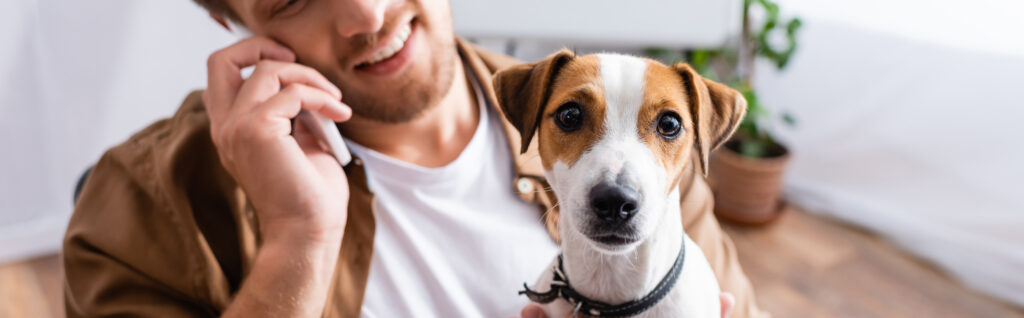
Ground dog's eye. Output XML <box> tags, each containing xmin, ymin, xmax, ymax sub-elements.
<box><xmin>657</xmin><ymin>112</ymin><xmax>682</xmax><ymax>138</ymax></box>
<box><xmin>554</xmin><ymin>102</ymin><xmax>584</xmax><ymax>132</ymax></box>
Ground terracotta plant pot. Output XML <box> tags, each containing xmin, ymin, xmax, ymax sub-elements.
<box><xmin>707</xmin><ymin>142</ymin><xmax>791</xmax><ymax>225</ymax></box>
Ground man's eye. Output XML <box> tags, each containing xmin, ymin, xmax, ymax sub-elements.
<box><xmin>554</xmin><ymin>102</ymin><xmax>585</xmax><ymax>132</ymax></box>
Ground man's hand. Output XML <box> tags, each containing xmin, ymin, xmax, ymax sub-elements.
<box><xmin>204</xmin><ymin>37</ymin><xmax>352</xmax><ymax>244</ymax></box>
<box><xmin>518</xmin><ymin>292</ymin><xmax>736</xmax><ymax>318</ymax></box>
<box><xmin>206</xmin><ymin>37</ymin><xmax>352</xmax><ymax>318</ymax></box>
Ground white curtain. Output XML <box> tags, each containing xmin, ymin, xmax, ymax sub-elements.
<box><xmin>754</xmin><ymin>0</ymin><xmax>1024</xmax><ymax>307</ymax></box>
<box><xmin>0</xmin><ymin>0</ymin><xmax>236</xmax><ymax>263</ymax></box>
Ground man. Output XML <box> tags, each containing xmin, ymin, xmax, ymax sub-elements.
<box><xmin>63</xmin><ymin>0</ymin><xmax>767</xmax><ymax>317</ymax></box>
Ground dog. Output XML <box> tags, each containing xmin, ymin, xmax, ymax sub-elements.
<box><xmin>493</xmin><ymin>50</ymin><xmax>746</xmax><ymax>317</ymax></box>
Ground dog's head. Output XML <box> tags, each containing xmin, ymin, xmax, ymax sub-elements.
<box><xmin>494</xmin><ymin>50</ymin><xmax>745</xmax><ymax>253</ymax></box>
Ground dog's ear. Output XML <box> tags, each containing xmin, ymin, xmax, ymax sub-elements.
<box><xmin>493</xmin><ymin>49</ymin><xmax>575</xmax><ymax>153</ymax></box>
<box><xmin>673</xmin><ymin>63</ymin><xmax>747</xmax><ymax>176</ymax></box>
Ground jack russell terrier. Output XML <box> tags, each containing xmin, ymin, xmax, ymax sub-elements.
<box><xmin>493</xmin><ymin>50</ymin><xmax>746</xmax><ymax>318</ymax></box>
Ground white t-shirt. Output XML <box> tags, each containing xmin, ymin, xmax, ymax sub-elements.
<box><xmin>347</xmin><ymin>73</ymin><xmax>559</xmax><ymax>317</ymax></box>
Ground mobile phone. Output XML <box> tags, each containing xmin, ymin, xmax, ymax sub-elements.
<box><xmin>296</xmin><ymin>110</ymin><xmax>352</xmax><ymax>166</ymax></box>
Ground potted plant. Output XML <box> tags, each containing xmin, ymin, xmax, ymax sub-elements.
<box><xmin>646</xmin><ymin>0</ymin><xmax>802</xmax><ymax>224</ymax></box>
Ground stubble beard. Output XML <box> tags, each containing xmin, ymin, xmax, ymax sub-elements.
<box><xmin>341</xmin><ymin>37</ymin><xmax>458</xmax><ymax>124</ymax></box>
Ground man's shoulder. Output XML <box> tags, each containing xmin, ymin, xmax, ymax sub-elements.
<box><xmin>72</xmin><ymin>88</ymin><xmax>221</xmax><ymax>235</ymax></box>
<box><xmin>79</xmin><ymin>91</ymin><xmax>206</xmax><ymax>200</ymax></box>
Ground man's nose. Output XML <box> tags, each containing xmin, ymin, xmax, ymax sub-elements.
<box><xmin>588</xmin><ymin>181</ymin><xmax>641</xmax><ymax>225</ymax></box>
<box><xmin>332</xmin><ymin>0</ymin><xmax>386</xmax><ymax>38</ymax></box>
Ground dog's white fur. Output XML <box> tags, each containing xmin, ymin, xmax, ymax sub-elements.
<box><xmin>532</xmin><ymin>54</ymin><xmax>721</xmax><ymax>318</ymax></box>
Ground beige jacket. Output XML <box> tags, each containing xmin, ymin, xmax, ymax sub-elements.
<box><xmin>64</xmin><ymin>38</ymin><xmax>767</xmax><ymax>318</ymax></box>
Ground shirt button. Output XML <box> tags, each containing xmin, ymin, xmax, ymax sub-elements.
<box><xmin>516</xmin><ymin>177</ymin><xmax>534</xmax><ymax>194</ymax></box>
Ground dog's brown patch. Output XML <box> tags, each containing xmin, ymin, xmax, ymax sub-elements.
<box><xmin>672</xmin><ymin>63</ymin><xmax>747</xmax><ymax>176</ymax></box>
<box><xmin>537</xmin><ymin>55</ymin><xmax>606</xmax><ymax>171</ymax></box>
<box><xmin>493</xmin><ymin>50</ymin><xmax>576</xmax><ymax>154</ymax></box>
<box><xmin>640</xmin><ymin>60</ymin><xmax>697</xmax><ymax>190</ymax></box>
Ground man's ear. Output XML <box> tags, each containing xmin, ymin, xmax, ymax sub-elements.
<box><xmin>673</xmin><ymin>63</ymin><xmax>747</xmax><ymax>176</ymax></box>
<box><xmin>493</xmin><ymin>49</ymin><xmax>575</xmax><ymax>153</ymax></box>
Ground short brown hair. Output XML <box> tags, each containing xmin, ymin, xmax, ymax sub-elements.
<box><xmin>192</xmin><ymin>0</ymin><xmax>242</xmax><ymax>24</ymax></box>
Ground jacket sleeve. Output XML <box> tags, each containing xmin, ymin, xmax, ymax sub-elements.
<box><xmin>681</xmin><ymin>173</ymin><xmax>770</xmax><ymax>318</ymax></box>
<box><xmin>63</xmin><ymin>141</ymin><xmax>224</xmax><ymax>317</ymax></box>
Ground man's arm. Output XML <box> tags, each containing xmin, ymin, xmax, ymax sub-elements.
<box><xmin>205</xmin><ymin>37</ymin><xmax>352</xmax><ymax>317</ymax></box>
<box><xmin>221</xmin><ymin>231</ymin><xmax>342</xmax><ymax>317</ymax></box>
<box><xmin>65</xmin><ymin>37</ymin><xmax>355</xmax><ymax>317</ymax></box>
<box><xmin>64</xmin><ymin>128</ymin><xmax>345</xmax><ymax>318</ymax></box>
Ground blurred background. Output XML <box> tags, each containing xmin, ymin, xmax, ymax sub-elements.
<box><xmin>1</xmin><ymin>0</ymin><xmax>1022</xmax><ymax>317</ymax></box>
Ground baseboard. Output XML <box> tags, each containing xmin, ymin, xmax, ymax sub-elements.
<box><xmin>0</xmin><ymin>214</ymin><xmax>70</xmax><ymax>265</ymax></box>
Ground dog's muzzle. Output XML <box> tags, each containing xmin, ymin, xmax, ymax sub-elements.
<box><xmin>586</xmin><ymin>180</ymin><xmax>642</xmax><ymax>245</ymax></box>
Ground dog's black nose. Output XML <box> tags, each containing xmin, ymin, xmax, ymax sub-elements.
<box><xmin>588</xmin><ymin>182</ymin><xmax>640</xmax><ymax>223</ymax></box>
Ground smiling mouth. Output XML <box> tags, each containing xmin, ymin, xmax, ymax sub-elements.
<box><xmin>355</xmin><ymin>20</ymin><xmax>413</xmax><ymax>69</ymax></box>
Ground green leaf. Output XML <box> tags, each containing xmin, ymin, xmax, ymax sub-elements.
<box><xmin>690</xmin><ymin>50</ymin><xmax>713</xmax><ymax>73</ymax></box>
<box><xmin>781</xmin><ymin>112</ymin><xmax>797</xmax><ymax>127</ymax></box>
<box><xmin>739</xmin><ymin>140</ymin><xmax>769</xmax><ymax>158</ymax></box>
<box><xmin>643</xmin><ymin>47</ymin><xmax>670</xmax><ymax>59</ymax></box>
<box><xmin>787</xmin><ymin>17</ymin><xmax>803</xmax><ymax>33</ymax></box>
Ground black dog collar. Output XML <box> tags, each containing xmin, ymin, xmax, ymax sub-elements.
<box><xmin>519</xmin><ymin>239</ymin><xmax>686</xmax><ymax>317</ymax></box>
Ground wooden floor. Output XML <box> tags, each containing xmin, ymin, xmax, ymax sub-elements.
<box><xmin>1</xmin><ymin>207</ymin><xmax>1021</xmax><ymax>318</ymax></box>
<box><xmin>0</xmin><ymin>252</ymin><xmax>63</xmax><ymax>318</ymax></box>
<box><xmin>722</xmin><ymin>207</ymin><xmax>1024</xmax><ymax>318</ymax></box>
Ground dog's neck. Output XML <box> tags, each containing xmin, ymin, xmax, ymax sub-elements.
<box><xmin>560</xmin><ymin>189</ymin><xmax>684</xmax><ymax>305</ymax></box>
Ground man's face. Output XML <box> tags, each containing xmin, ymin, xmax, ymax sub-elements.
<box><xmin>227</xmin><ymin>0</ymin><xmax>457</xmax><ymax>123</ymax></box>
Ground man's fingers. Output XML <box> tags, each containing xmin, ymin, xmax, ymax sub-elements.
<box><xmin>292</xmin><ymin>116</ymin><xmax>327</xmax><ymax>153</ymax></box>
<box><xmin>205</xmin><ymin>37</ymin><xmax>296</xmax><ymax>119</ymax></box>
<box><xmin>213</xmin><ymin>84</ymin><xmax>348</xmax><ymax>158</ymax></box>
<box><xmin>258</xmin><ymin>84</ymin><xmax>351</xmax><ymax>123</ymax></box>
<box><xmin>233</xmin><ymin>60</ymin><xmax>342</xmax><ymax>111</ymax></box>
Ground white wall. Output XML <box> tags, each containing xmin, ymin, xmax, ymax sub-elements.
<box><xmin>753</xmin><ymin>0</ymin><xmax>1024</xmax><ymax>307</ymax></box>
<box><xmin>0</xmin><ymin>0</ymin><xmax>236</xmax><ymax>263</ymax></box>
<box><xmin>776</xmin><ymin>0</ymin><xmax>1024</xmax><ymax>57</ymax></box>
<box><xmin>451</xmin><ymin>0</ymin><xmax>740</xmax><ymax>48</ymax></box>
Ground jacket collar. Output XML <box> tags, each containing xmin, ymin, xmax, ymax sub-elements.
<box><xmin>455</xmin><ymin>38</ymin><xmax>560</xmax><ymax>242</ymax></box>
<box><xmin>455</xmin><ymin>38</ymin><xmax>547</xmax><ymax>179</ymax></box>
<box><xmin>311</xmin><ymin>38</ymin><xmax>561</xmax><ymax>318</ymax></box>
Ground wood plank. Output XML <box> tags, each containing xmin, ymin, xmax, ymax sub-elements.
<box><xmin>724</xmin><ymin>206</ymin><xmax>1024</xmax><ymax>318</ymax></box>
<box><xmin>0</xmin><ymin>258</ymin><xmax>54</xmax><ymax>318</ymax></box>
<box><xmin>28</xmin><ymin>255</ymin><xmax>64</xmax><ymax>318</ymax></box>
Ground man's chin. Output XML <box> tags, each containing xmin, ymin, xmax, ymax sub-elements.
<box><xmin>342</xmin><ymin>69</ymin><xmax>450</xmax><ymax>123</ymax></box>
<box><xmin>348</xmin><ymin>91</ymin><xmax>434</xmax><ymax>123</ymax></box>
<box><xmin>341</xmin><ymin>37</ymin><xmax>456</xmax><ymax>124</ymax></box>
